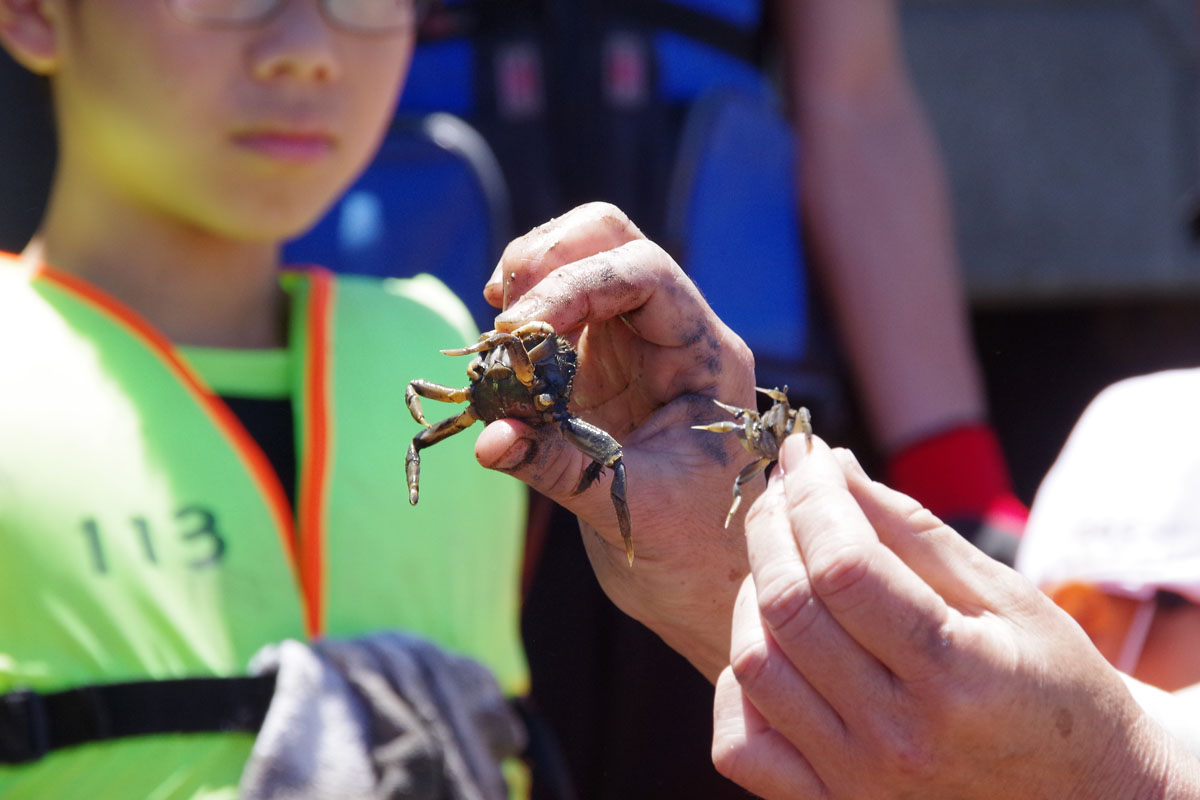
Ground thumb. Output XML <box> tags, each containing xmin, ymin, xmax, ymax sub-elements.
<box><xmin>475</xmin><ymin>418</ymin><xmax>633</xmax><ymax>564</ymax></box>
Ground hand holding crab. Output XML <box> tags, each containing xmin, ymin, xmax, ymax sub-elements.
<box><xmin>405</xmin><ymin>321</ymin><xmax>634</xmax><ymax>565</ymax></box>
<box><xmin>465</xmin><ymin>202</ymin><xmax>758</xmax><ymax>681</ymax></box>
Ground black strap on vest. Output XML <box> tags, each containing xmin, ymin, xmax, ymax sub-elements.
<box><xmin>0</xmin><ymin>677</ymin><xmax>579</xmax><ymax>799</ymax></box>
<box><xmin>0</xmin><ymin>675</ymin><xmax>276</xmax><ymax>765</ymax></box>
<box><xmin>618</xmin><ymin>0</ymin><xmax>763</xmax><ymax>65</ymax></box>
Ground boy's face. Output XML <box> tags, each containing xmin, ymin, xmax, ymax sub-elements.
<box><xmin>47</xmin><ymin>0</ymin><xmax>415</xmax><ymax>242</ymax></box>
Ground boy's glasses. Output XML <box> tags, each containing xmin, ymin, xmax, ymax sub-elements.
<box><xmin>168</xmin><ymin>0</ymin><xmax>432</xmax><ymax>34</ymax></box>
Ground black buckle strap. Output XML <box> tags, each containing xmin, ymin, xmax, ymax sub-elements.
<box><xmin>0</xmin><ymin>675</ymin><xmax>276</xmax><ymax>765</ymax></box>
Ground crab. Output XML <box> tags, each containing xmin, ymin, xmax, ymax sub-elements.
<box><xmin>405</xmin><ymin>321</ymin><xmax>635</xmax><ymax>565</ymax></box>
<box><xmin>692</xmin><ymin>386</ymin><xmax>813</xmax><ymax>528</ymax></box>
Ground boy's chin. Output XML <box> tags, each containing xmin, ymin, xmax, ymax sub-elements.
<box><xmin>213</xmin><ymin>208</ymin><xmax>331</xmax><ymax>246</ymax></box>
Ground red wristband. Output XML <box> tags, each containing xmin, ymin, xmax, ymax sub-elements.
<box><xmin>886</xmin><ymin>423</ymin><xmax>1027</xmax><ymax>529</ymax></box>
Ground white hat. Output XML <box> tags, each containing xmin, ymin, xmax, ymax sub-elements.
<box><xmin>1016</xmin><ymin>368</ymin><xmax>1200</xmax><ymax>606</ymax></box>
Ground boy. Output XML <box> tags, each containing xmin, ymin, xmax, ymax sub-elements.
<box><xmin>0</xmin><ymin>0</ymin><xmax>757</xmax><ymax>796</ymax></box>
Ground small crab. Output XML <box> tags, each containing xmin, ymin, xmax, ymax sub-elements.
<box><xmin>405</xmin><ymin>321</ymin><xmax>635</xmax><ymax>565</ymax></box>
<box><xmin>692</xmin><ymin>386</ymin><xmax>813</xmax><ymax>528</ymax></box>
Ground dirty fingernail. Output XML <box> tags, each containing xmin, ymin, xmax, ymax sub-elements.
<box><xmin>495</xmin><ymin>297</ymin><xmax>541</xmax><ymax>325</ymax></box>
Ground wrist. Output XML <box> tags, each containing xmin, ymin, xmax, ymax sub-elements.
<box><xmin>601</xmin><ymin>562</ymin><xmax>743</xmax><ymax>684</ymax></box>
<box><xmin>1159</xmin><ymin>738</ymin><xmax>1200</xmax><ymax>800</ymax></box>
<box><xmin>1078</xmin><ymin>698</ymin><xmax>1200</xmax><ymax>800</ymax></box>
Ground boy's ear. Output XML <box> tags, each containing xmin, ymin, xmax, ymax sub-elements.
<box><xmin>0</xmin><ymin>0</ymin><xmax>62</xmax><ymax>76</ymax></box>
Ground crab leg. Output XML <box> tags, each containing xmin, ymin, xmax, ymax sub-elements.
<box><xmin>442</xmin><ymin>333</ymin><xmax>538</xmax><ymax>386</ymax></box>
<box><xmin>756</xmin><ymin>385</ymin><xmax>790</xmax><ymax>404</ymax></box>
<box><xmin>559</xmin><ymin>416</ymin><xmax>634</xmax><ymax>566</ymax></box>
<box><xmin>495</xmin><ymin>322</ymin><xmax>557</xmax><ymax>386</ymax></box>
<box><xmin>691</xmin><ymin>420</ymin><xmax>741</xmax><ymax>435</ymax></box>
<box><xmin>440</xmin><ymin>333</ymin><xmax>515</xmax><ymax>358</ymax></box>
<box><xmin>406</xmin><ymin>407</ymin><xmax>480</xmax><ymax>505</ymax></box>
<box><xmin>724</xmin><ymin>457</ymin><xmax>772</xmax><ymax>529</ymax></box>
<box><xmin>406</xmin><ymin>380</ymin><xmax>470</xmax><ymax>427</ymax></box>
<box><xmin>795</xmin><ymin>405</ymin><xmax>814</xmax><ymax>444</ymax></box>
<box><xmin>608</xmin><ymin>461</ymin><xmax>632</xmax><ymax>566</ymax></box>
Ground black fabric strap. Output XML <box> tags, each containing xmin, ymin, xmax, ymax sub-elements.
<box><xmin>419</xmin><ymin>0</ymin><xmax>762</xmax><ymax>65</ymax></box>
<box><xmin>615</xmin><ymin>0</ymin><xmax>764</xmax><ymax>65</ymax></box>
<box><xmin>0</xmin><ymin>675</ymin><xmax>276</xmax><ymax>765</ymax></box>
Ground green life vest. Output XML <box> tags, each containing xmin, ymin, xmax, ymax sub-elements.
<box><xmin>0</xmin><ymin>255</ymin><xmax>528</xmax><ymax>799</ymax></box>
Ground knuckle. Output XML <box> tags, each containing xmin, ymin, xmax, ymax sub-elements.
<box><xmin>543</xmin><ymin>448</ymin><xmax>590</xmax><ymax>500</ymax></box>
<box><xmin>755</xmin><ymin>568</ymin><xmax>821</xmax><ymax>640</ymax></box>
<box><xmin>862</xmin><ymin>709</ymin><xmax>939</xmax><ymax>781</ymax></box>
<box><xmin>803</xmin><ymin>541</ymin><xmax>874</xmax><ymax>608</ymax></box>
<box><xmin>883</xmin><ymin>737</ymin><xmax>938</xmax><ymax>781</ymax></box>
<box><xmin>728</xmin><ymin>634</ymin><xmax>773</xmax><ymax>693</ymax></box>
<box><xmin>583</xmin><ymin>201</ymin><xmax>636</xmax><ymax>234</ymax></box>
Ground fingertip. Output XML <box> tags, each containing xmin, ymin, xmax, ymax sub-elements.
<box><xmin>833</xmin><ymin>448</ymin><xmax>870</xmax><ymax>483</ymax></box>
<box><xmin>779</xmin><ymin>431</ymin><xmax>823</xmax><ymax>472</ymax></box>
<box><xmin>475</xmin><ymin>419</ymin><xmax>540</xmax><ymax>471</ymax></box>
<box><xmin>482</xmin><ymin>281</ymin><xmax>504</xmax><ymax>310</ymax></box>
<box><xmin>712</xmin><ymin>666</ymin><xmax>751</xmax><ymax>741</ymax></box>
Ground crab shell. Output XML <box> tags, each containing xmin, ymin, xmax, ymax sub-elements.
<box><xmin>469</xmin><ymin>333</ymin><xmax>578</xmax><ymax>424</ymax></box>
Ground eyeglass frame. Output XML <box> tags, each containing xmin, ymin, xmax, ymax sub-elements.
<box><xmin>166</xmin><ymin>0</ymin><xmax>435</xmax><ymax>35</ymax></box>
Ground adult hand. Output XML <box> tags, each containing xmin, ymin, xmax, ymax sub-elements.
<box><xmin>473</xmin><ymin>202</ymin><xmax>757</xmax><ymax>680</ymax></box>
<box><xmin>711</xmin><ymin>435</ymin><xmax>1200</xmax><ymax>799</ymax></box>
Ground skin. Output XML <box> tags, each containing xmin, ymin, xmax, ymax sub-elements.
<box><xmin>776</xmin><ymin>0</ymin><xmax>986</xmax><ymax>452</ymax></box>
<box><xmin>476</xmin><ymin>203</ymin><xmax>759</xmax><ymax>681</ymax></box>
<box><xmin>711</xmin><ymin>435</ymin><xmax>1200</xmax><ymax>799</ymax></box>
<box><xmin>0</xmin><ymin>0</ymin><xmax>413</xmax><ymax>347</ymax></box>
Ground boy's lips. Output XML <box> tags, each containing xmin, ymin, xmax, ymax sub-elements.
<box><xmin>232</xmin><ymin>129</ymin><xmax>337</xmax><ymax>163</ymax></box>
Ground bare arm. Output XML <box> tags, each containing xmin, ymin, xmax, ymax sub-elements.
<box><xmin>776</xmin><ymin>0</ymin><xmax>984</xmax><ymax>452</ymax></box>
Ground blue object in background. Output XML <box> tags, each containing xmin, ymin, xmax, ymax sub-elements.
<box><xmin>667</xmin><ymin>86</ymin><xmax>810</xmax><ymax>384</ymax></box>
<box><xmin>284</xmin><ymin>112</ymin><xmax>510</xmax><ymax>332</ymax></box>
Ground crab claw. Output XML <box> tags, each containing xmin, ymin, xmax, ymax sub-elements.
<box><xmin>711</xmin><ymin>398</ymin><xmax>748</xmax><ymax>418</ymax></box>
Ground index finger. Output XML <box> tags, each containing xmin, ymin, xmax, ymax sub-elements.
<box><xmin>495</xmin><ymin>238</ymin><xmax>718</xmax><ymax>350</ymax></box>
<box><xmin>779</xmin><ymin>435</ymin><xmax>954</xmax><ymax>684</ymax></box>
<box><xmin>483</xmin><ymin>202</ymin><xmax>645</xmax><ymax>311</ymax></box>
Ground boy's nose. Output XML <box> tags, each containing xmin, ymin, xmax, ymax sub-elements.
<box><xmin>250</xmin><ymin>0</ymin><xmax>341</xmax><ymax>83</ymax></box>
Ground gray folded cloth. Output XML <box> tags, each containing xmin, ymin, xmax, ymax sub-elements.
<box><xmin>239</xmin><ymin>632</ymin><xmax>527</xmax><ymax>800</ymax></box>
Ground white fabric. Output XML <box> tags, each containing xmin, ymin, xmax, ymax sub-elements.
<box><xmin>1016</xmin><ymin>368</ymin><xmax>1200</xmax><ymax>754</ymax></box>
<box><xmin>1120</xmin><ymin>674</ymin><xmax>1200</xmax><ymax>756</ymax></box>
<box><xmin>1016</xmin><ymin>368</ymin><xmax>1200</xmax><ymax>604</ymax></box>
<box><xmin>239</xmin><ymin>634</ymin><xmax>526</xmax><ymax>800</ymax></box>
